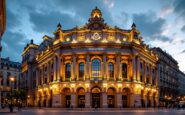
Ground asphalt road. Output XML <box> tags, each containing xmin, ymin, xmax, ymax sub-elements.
<box><xmin>1</xmin><ymin>109</ymin><xmax>185</xmax><ymax>115</ymax></box>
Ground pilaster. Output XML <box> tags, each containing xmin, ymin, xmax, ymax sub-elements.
<box><xmin>86</xmin><ymin>54</ymin><xmax>90</xmax><ymax>80</ymax></box>
<box><xmin>136</xmin><ymin>56</ymin><xmax>140</xmax><ymax>81</ymax></box>
<box><xmin>102</xmin><ymin>92</ymin><xmax>107</xmax><ymax>108</ymax></box>
<box><xmin>85</xmin><ymin>92</ymin><xmax>90</xmax><ymax>108</ymax></box>
<box><xmin>116</xmin><ymin>93</ymin><xmax>122</xmax><ymax>108</ymax></box>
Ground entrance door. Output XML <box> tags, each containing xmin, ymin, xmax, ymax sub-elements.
<box><xmin>92</xmin><ymin>93</ymin><xmax>100</xmax><ymax>108</ymax></box>
<box><xmin>108</xmin><ymin>95</ymin><xmax>115</xmax><ymax>108</ymax></box>
<box><xmin>122</xmin><ymin>95</ymin><xmax>127</xmax><ymax>107</ymax></box>
<box><xmin>78</xmin><ymin>95</ymin><xmax>85</xmax><ymax>108</ymax></box>
<box><xmin>43</xmin><ymin>99</ymin><xmax>46</xmax><ymax>107</ymax></box>
<box><xmin>65</xmin><ymin>95</ymin><xmax>71</xmax><ymax>108</ymax></box>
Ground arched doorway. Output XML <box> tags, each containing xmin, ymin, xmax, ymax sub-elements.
<box><xmin>122</xmin><ymin>88</ymin><xmax>130</xmax><ymax>108</ymax></box>
<box><xmin>43</xmin><ymin>91</ymin><xmax>47</xmax><ymax>107</ymax></box>
<box><xmin>38</xmin><ymin>92</ymin><xmax>41</xmax><ymax>107</ymax></box>
<box><xmin>48</xmin><ymin>90</ymin><xmax>53</xmax><ymax>108</ymax></box>
<box><xmin>147</xmin><ymin>91</ymin><xmax>152</xmax><ymax>107</ymax></box>
<box><xmin>91</xmin><ymin>87</ymin><xmax>101</xmax><ymax>108</ymax></box>
<box><xmin>107</xmin><ymin>87</ymin><xmax>116</xmax><ymax>108</ymax></box>
<box><xmin>153</xmin><ymin>92</ymin><xmax>157</xmax><ymax>108</ymax></box>
<box><xmin>62</xmin><ymin>88</ymin><xmax>71</xmax><ymax>108</ymax></box>
<box><xmin>77</xmin><ymin>87</ymin><xmax>85</xmax><ymax>108</ymax></box>
<box><xmin>141</xmin><ymin>90</ymin><xmax>145</xmax><ymax>107</ymax></box>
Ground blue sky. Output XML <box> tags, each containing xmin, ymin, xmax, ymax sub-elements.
<box><xmin>2</xmin><ymin>0</ymin><xmax>185</xmax><ymax>72</ymax></box>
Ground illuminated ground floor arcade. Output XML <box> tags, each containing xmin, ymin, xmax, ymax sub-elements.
<box><xmin>30</xmin><ymin>82</ymin><xmax>158</xmax><ymax>108</ymax></box>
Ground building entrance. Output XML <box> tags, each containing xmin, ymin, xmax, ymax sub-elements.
<box><xmin>91</xmin><ymin>87</ymin><xmax>101</xmax><ymax>108</ymax></box>
<box><xmin>65</xmin><ymin>95</ymin><xmax>71</xmax><ymax>108</ymax></box>
<box><xmin>107</xmin><ymin>95</ymin><xmax>115</xmax><ymax>108</ymax></box>
<box><xmin>78</xmin><ymin>95</ymin><xmax>85</xmax><ymax>108</ymax></box>
<box><xmin>92</xmin><ymin>93</ymin><xmax>100</xmax><ymax>108</ymax></box>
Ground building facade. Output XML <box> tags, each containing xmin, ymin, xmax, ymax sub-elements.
<box><xmin>22</xmin><ymin>7</ymin><xmax>159</xmax><ymax>108</ymax></box>
<box><xmin>0</xmin><ymin>57</ymin><xmax>21</xmax><ymax>106</ymax></box>
<box><xmin>177</xmin><ymin>70</ymin><xmax>185</xmax><ymax>99</ymax></box>
<box><xmin>152</xmin><ymin>47</ymin><xmax>179</xmax><ymax>107</ymax></box>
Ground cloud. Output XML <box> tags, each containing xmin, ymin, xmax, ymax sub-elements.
<box><xmin>173</xmin><ymin>0</ymin><xmax>185</xmax><ymax>19</ymax></box>
<box><xmin>181</xmin><ymin>49</ymin><xmax>185</xmax><ymax>54</ymax></box>
<box><xmin>181</xmin><ymin>25</ymin><xmax>185</xmax><ymax>32</ymax></box>
<box><xmin>103</xmin><ymin>0</ymin><xmax>115</xmax><ymax>8</ymax></box>
<box><xmin>159</xmin><ymin>6</ymin><xmax>173</xmax><ymax>18</ymax></box>
<box><xmin>26</xmin><ymin>0</ymin><xmax>114</xmax><ymax>34</ymax></box>
<box><xmin>6</xmin><ymin>7</ymin><xmax>22</xmax><ymax>31</ymax></box>
<box><xmin>1</xmin><ymin>30</ymin><xmax>29</xmax><ymax>61</ymax></box>
<box><xmin>29</xmin><ymin>11</ymin><xmax>80</xmax><ymax>34</ymax></box>
<box><xmin>132</xmin><ymin>11</ymin><xmax>169</xmax><ymax>42</ymax></box>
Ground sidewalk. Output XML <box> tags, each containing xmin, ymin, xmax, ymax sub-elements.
<box><xmin>0</xmin><ymin>107</ymin><xmax>18</xmax><ymax>113</ymax></box>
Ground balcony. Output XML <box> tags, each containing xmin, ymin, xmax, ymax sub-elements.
<box><xmin>90</xmin><ymin>77</ymin><xmax>103</xmax><ymax>81</ymax></box>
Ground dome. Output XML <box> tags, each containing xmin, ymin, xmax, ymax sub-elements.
<box><xmin>91</xmin><ymin>6</ymin><xmax>102</xmax><ymax>18</ymax></box>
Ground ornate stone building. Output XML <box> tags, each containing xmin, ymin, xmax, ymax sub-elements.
<box><xmin>22</xmin><ymin>7</ymin><xmax>159</xmax><ymax>108</ymax></box>
<box><xmin>152</xmin><ymin>47</ymin><xmax>179</xmax><ymax>107</ymax></box>
<box><xmin>0</xmin><ymin>57</ymin><xmax>21</xmax><ymax>106</ymax></box>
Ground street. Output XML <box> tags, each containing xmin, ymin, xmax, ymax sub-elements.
<box><xmin>1</xmin><ymin>108</ymin><xmax>185</xmax><ymax>115</ymax></box>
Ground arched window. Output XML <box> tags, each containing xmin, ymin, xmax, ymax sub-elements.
<box><xmin>79</xmin><ymin>62</ymin><xmax>84</xmax><ymax>79</ymax></box>
<box><xmin>122</xmin><ymin>63</ymin><xmax>127</xmax><ymax>79</ymax></box>
<box><xmin>108</xmin><ymin>62</ymin><xmax>114</xmax><ymax>79</ymax></box>
<box><xmin>92</xmin><ymin>59</ymin><xmax>101</xmax><ymax>78</ymax></box>
<box><xmin>65</xmin><ymin>63</ymin><xmax>71</xmax><ymax>79</ymax></box>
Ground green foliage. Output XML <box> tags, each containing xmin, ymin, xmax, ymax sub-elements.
<box><xmin>13</xmin><ymin>89</ymin><xmax>27</xmax><ymax>102</ymax></box>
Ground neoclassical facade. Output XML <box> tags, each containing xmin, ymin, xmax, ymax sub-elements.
<box><xmin>22</xmin><ymin>7</ymin><xmax>159</xmax><ymax>108</ymax></box>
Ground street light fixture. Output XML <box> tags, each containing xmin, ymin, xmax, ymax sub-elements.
<box><xmin>9</xmin><ymin>76</ymin><xmax>15</xmax><ymax>112</ymax></box>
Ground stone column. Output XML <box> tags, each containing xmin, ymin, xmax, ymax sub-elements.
<box><xmin>116</xmin><ymin>54</ymin><xmax>121</xmax><ymax>80</ymax></box>
<box><xmin>71</xmin><ymin>93</ymin><xmax>76</xmax><ymax>108</ymax></box>
<box><xmin>60</xmin><ymin>57</ymin><xmax>64</xmax><ymax>81</ymax></box>
<box><xmin>136</xmin><ymin>56</ymin><xmax>140</xmax><ymax>81</ymax></box>
<box><xmin>132</xmin><ymin>57</ymin><xmax>136</xmax><ymax>81</ymax></box>
<box><xmin>144</xmin><ymin>62</ymin><xmax>147</xmax><ymax>83</ymax></box>
<box><xmin>149</xmin><ymin>65</ymin><xmax>152</xmax><ymax>84</ymax></box>
<box><xmin>36</xmin><ymin>69</ymin><xmax>39</xmax><ymax>87</ymax></box>
<box><xmin>128</xmin><ymin>59</ymin><xmax>132</xmax><ymax>81</ymax></box>
<box><xmin>72</xmin><ymin>55</ymin><xmax>76</xmax><ymax>81</ymax></box>
<box><xmin>117</xmin><ymin>93</ymin><xmax>122</xmax><ymax>108</ymax></box>
<box><xmin>47</xmin><ymin>62</ymin><xmax>50</xmax><ymax>83</ymax></box>
<box><xmin>57</xmin><ymin>56</ymin><xmax>61</xmax><ymax>81</ymax></box>
<box><xmin>85</xmin><ymin>92</ymin><xmax>90</xmax><ymax>108</ymax></box>
<box><xmin>102</xmin><ymin>92</ymin><xmax>107</xmax><ymax>108</ymax></box>
<box><xmin>103</xmin><ymin>54</ymin><xmax>107</xmax><ymax>80</ymax></box>
<box><xmin>53</xmin><ymin>57</ymin><xmax>57</xmax><ymax>81</ymax></box>
<box><xmin>155</xmin><ymin>67</ymin><xmax>158</xmax><ymax>86</ymax></box>
<box><xmin>42</xmin><ymin>65</ymin><xmax>44</xmax><ymax>84</ymax></box>
<box><xmin>86</xmin><ymin>54</ymin><xmax>90</xmax><ymax>80</ymax></box>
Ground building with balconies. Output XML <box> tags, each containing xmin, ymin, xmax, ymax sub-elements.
<box><xmin>21</xmin><ymin>7</ymin><xmax>159</xmax><ymax>108</ymax></box>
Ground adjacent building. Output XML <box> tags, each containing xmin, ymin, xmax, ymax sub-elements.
<box><xmin>177</xmin><ymin>70</ymin><xmax>185</xmax><ymax>98</ymax></box>
<box><xmin>21</xmin><ymin>7</ymin><xmax>159</xmax><ymax>108</ymax></box>
<box><xmin>152</xmin><ymin>47</ymin><xmax>179</xmax><ymax>107</ymax></box>
<box><xmin>0</xmin><ymin>57</ymin><xmax>21</xmax><ymax>106</ymax></box>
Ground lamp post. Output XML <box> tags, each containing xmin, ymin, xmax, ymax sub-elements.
<box><xmin>9</xmin><ymin>76</ymin><xmax>15</xmax><ymax>112</ymax></box>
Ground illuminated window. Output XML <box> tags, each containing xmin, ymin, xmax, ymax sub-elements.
<box><xmin>108</xmin><ymin>62</ymin><xmax>114</xmax><ymax>79</ymax></box>
<box><xmin>65</xmin><ymin>63</ymin><xmax>71</xmax><ymax>79</ymax></box>
<box><xmin>122</xmin><ymin>63</ymin><xmax>127</xmax><ymax>79</ymax></box>
<box><xmin>92</xmin><ymin>59</ymin><xmax>101</xmax><ymax>78</ymax></box>
<box><xmin>79</xmin><ymin>62</ymin><xmax>84</xmax><ymax>79</ymax></box>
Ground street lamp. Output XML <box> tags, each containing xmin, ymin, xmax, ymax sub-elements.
<box><xmin>9</xmin><ymin>76</ymin><xmax>15</xmax><ymax>112</ymax></box>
